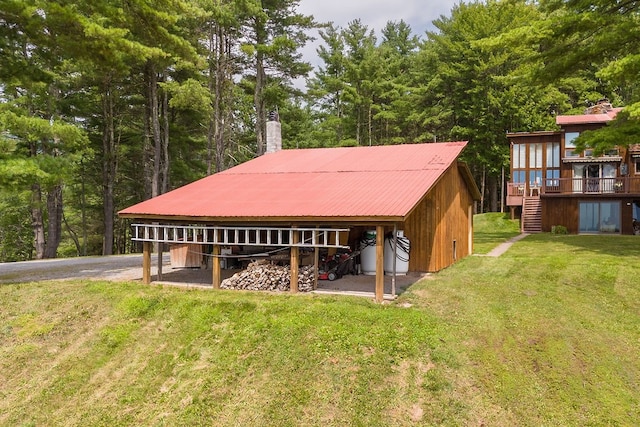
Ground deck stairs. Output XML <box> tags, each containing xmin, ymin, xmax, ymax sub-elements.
<box><xmin>522</xmin><ymin>196</ymin><xmax>542</xmax><ymax>233</ymax></box>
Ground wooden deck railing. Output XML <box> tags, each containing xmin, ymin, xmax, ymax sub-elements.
<box><xmin>507</xmin><ymin>177</ymin><xmax>640</xmax><ymax>200</ymax></box>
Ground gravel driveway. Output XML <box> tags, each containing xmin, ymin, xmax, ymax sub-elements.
<box><xmin>0</xmin><ymin>254</ymin><xmax>423</xmax><ymax>299</ymax></box>
<box><xmin>0</xmin><ymin>254</ymin><xmax>169</xmax><ymax>284</ymax></box>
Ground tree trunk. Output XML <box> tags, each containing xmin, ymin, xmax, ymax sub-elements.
<box><xmin>255</xmin><ymin>49</ymin><xmax>266</xmax><ymax>156</ymax></box>
<box><xmin>102</xmin><ymin>79</ymin><xmax>116</xmax><ymax>255</ymax></box>
<box><xmin>214</xmin><ymin>24</ymin><xmax>229</xmax><ymax>173</ymax></box>
<box><xmin>207</xmin><ymin>25</ymin><xmax>216</xmax><ymax>176</ymax></box>
<box><xmin>489</xmin><ymin>174</ymin><xmax>499</xmax><ymax>213</ymax></box>
<box><xmin>368</xmin><ymin>104</ymin><xmax>372</xmax><ymax>146</ymax></box>
<box><xmin>162</xmin><ymin>85</ymin><xmax>170</xmax><ymax>194</ymax></box>
<box><xmin>147</xmin><ymin>61</ymin><xmax>162</xmax><ymax>198</ymax></box>
<box><xmin>31</xmin><ymin>183</ymin><xmax>46</xmax><ymax>260</ymax></box>
<box><xmin>80</xmin><ymin>158</ymin><xmax>88</xmax><ymax>256</ymax></box>
<box><xmin>254</xmin><ymin>10</ymin><xmax>268</xmax><ymax>157</ymax></box>
<box><xmin>480</xmin><ymin>165</ymin><xmax>486</xmax><ymax>214</ymax></box>
<box><xmin>143</xmin><ymin>90</ymin><xmax>153</xmax><ymax>201</ymax></box>
<box><xmin>44</xmin><ymin>184</ymin><xmax>63</xmax><ymax>258</ymax></box>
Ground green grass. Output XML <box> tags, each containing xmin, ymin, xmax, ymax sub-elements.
<box><xmin>473</xmin><ymin>212</ymin><xmax>521</xmax><ymax>254</ymax></box>
<box><xmin>402</xmin><ymin>232</ymin><xmax>640</xmax><ymax>426</ymax></box>
<box><xmin>1</xmin><ymin>214</ymin><xmax>639</xmax><ymax>426</ymax></box>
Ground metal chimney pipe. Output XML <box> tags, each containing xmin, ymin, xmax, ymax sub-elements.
<box><xmin>266</xmin><ymin>111</ymin><xmax>282</xmax><ymax>153</ymax></box>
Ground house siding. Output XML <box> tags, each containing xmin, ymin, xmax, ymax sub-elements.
<box><xmin>404</xmin><ymin>164</ymin><xmax>474</xmax><ymax>272</ymax></box>
<box><xmin>543</xmin><ymin>196</ymin><xmax>639</xmax><ymax>234</ymax></box>
<box><xmin>542</xmin><ymin>198</ymin><xmax>578</xmax><ymax>233</ymax></box>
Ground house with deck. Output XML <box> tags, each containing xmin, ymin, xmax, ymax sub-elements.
<box><xmin>119</xmin><ymin>119</ymin><xmax>481</xmax><ymax>302</ymax></box>
<box><xmin>506</xmin><ymin>100</ymin><xmax>640</xmax><ymax>234</ymax></box>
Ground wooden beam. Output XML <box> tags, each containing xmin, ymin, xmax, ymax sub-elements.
<box><xmin>313</xmin><ymin>238</ymin><xmax>319</xmax><ymax>290</ymax></box>
<box><xmin>142</xmin><ymin>241</ymin><xmax>151</xmax><ymax>284</ymax></box>
<box><xmin>375</xmin><ymin>225</ymin><xmax>384</xmax><ymax>303</ymax></box>
<box><xmin>290</xmin><ymin>228</ymin><xmax>299</xmax><ymax>293</ymax></box>
<box><xmin>157</xmin><ymin>243</ymin><xmax>163</xmax><ymax>281</ymax></box>
<box><xmin>212</xmin><ymin>230</ymin><xmax>221</xmax><ymax>289</ymax></box>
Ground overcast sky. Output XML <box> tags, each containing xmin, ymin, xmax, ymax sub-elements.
<box><xmin>295</xmin><ymin>0</ymin><xmax>459</xmax><ymax>85</ymax></box>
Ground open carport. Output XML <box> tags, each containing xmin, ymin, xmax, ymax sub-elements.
<box><xmin>119</xmin><ymin>134</ymin><xmax>479</xmax><ymax>302</ymax></box>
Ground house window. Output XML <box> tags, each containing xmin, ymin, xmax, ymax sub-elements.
<box><xmin>546</xmin><ymin>142</ymin><xmax>560</xmax><ymax>189</ymax></box>
<box><xmin>512</xmin><ymin>144</ymin><xmax>526</xmax><ymax>187</ymax></box>
<box><xmin>513</xmin><ymin>144</ymin><xmax>525</xmax><ymax>169</ymax></box>
<box><xmin>635</xmin><ymin>158</ymin><xmax>640</xmax><ymax>174</ymax></box>
<box><xmin>579</xmin><ymin>201</ymin><xmax>620</xmax><ymax>233</ymax></box>
<box><xmin>545</xmin><ymin>169</ymin><xmax>560</xmax><ymax>189</ymax></box>
<box><xmin>512</xmin><ymin>170</ymin><xmax>526</xmax><ymax>184</ymax></box>
<box><xmin>528</xmin><ymin>143</ymin><xmax>543</xmax><ymax>189</ymax></box>
<box><xmin>529</xmin><ymin>170</ymin><xmax>542</xmax><ymax>188</ymax></box>
<box><xmin>546</xmin><ymin>143</ymin><xmax>560</xmax><ymax>168</ymax></box>
<box><xmin>565</xmin><ymin>132</ymin><xmax>579</xmax><ymax>148</ymax></box>
<box><xmin>529</xmin><ymin>143</ymin><xmax>543</xmax><ymax>168</ymax></box>
<box><xmin>565</xmin><ymin>132</ymin><xmax>580</xmax><ymax>157</ymax></box>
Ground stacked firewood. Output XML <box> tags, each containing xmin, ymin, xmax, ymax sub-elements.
<box><xmin>220</xmin><ymin>260</ymin><xmax>315</xmax><ymax>292</ymax></box>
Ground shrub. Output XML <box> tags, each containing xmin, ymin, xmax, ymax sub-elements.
<box><xmin>551</xmin><ymin>225</ymin><xmax>568</xmax><ymax>235</ymax></box>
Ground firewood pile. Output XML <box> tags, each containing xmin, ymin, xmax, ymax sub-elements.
<box><xmin>220</xmin><ymin>260</ymin><xmax>315</xmax><ymax>292</ymax></box>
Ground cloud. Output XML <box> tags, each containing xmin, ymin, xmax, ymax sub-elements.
<box><xmin>298</xmin><ymin>0</ymin><xmax>457</xmax><ymax>36</ymax></box>
<box><xmin>293</xmin><ymin>0</ymin><xmax>458</xmax><ymax>88</ymax></box>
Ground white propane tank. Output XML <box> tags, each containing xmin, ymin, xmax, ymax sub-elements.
<box><xmin>359</xmin><ymin>230</ymin><xmax>377</xmax><ymax>275</ymax></box>
<box><xmin>384</xmin><ymin>230</ymin><xmax>410</xmax><ymax>275</ymax></box>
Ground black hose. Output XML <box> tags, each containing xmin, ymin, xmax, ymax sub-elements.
<box><xmin>384</xmin><ymin>233</ymin><xmax>410</xmax><ymax>263</ymax></box>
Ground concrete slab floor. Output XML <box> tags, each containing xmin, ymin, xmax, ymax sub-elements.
<box><xmin>151</xmin><ymin>267</ymin><xmax>430</xmax><ymax>300</ymax></box>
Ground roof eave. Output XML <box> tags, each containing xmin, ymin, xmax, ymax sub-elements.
<box><xmin>458</xmin><ymin>162</ymin><xmax>482</xmax><ymax>201</ymax></box>
<box><xmin>119</xmin><ymin>213</ymin><xmax>405</xmax><ymax>225</ymax></box>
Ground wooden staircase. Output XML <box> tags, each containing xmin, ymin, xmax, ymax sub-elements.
<box><xmin>522</xmin><ymin>196</ymin><xmax>542</xmax><ymax>233</ymax></box>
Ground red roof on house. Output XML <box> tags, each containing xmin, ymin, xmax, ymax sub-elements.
<box><xmin>556</xmin><ymin>107</ymin><xmax>623</xmax><ymax>126</ymax></box>
<box><xmin>119</xmin><ymin>142</ymin><xmax>470</xmax><ymax>221</ymax></box>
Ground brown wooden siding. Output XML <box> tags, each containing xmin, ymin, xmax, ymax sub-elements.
<box><xmin>542</xmin><ymin>198</ymin><xmax>578</xmax><ymax>233</ymax></box>
<box><xmin>621</xmin><ymin>201</ymin><xmax>636</xmax><ymax>235</ymax></box>
<box><xmin>403</xmin><ymin>164</ymin><xmax>475</xmax><ymax>272</ymax></box>
<box><xmin>543</xmin><ymin>196</ymin><xmax>639</xmax><ymax>234</ymax></box>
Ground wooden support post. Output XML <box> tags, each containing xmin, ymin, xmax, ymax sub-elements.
<box><xmin>313</xmin><ymin>244</ymin><xmax>319</xmax><ymax>290</ymax></box>
<box><xmin>375</xmin><ymin>225</ymin><xmax>384</xmax><ymax>303</ymax></box>
<box><xmin>212</xmin><ymin>232</ymin><xmax>221</xmax><ymax>289</ymax></box>
<box><xmin>142</xmin><ymin>241</ymin><xmax>152</xmax><ymax>284</ymax></box>
<box><xmin>391</xmin><ymin>223</ymin><xmax>397</xmax><ymax>298</ymax></box>
<box><xmin>290</xmin><ymin>228</ymin><xmax>299</xmax><ymax>293</ymax></box>
<box><xmin>157</xmin><ymin>243</ymin><xmax>163</xmax><ymax>281</ymax></box>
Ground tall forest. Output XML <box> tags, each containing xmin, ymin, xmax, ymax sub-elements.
<box><xmin>1</xmin><ymin>0</ymin><xmax>639</xmax><ymax>261</ymax></box>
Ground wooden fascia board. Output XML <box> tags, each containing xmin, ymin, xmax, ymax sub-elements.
<box><xmin>402</xmin><ymin>160</ymin><xmax>479</xmax><ymax>221</ymax></box>
<box><xmin>506</xmin><ymin>131</ymin><xmax>560</xmax><ymax>139</ymax></box>
<box><xmin>458</xmin><ymin>161</ymin><xmax>481</xmax><ymax>201</ymax></box>
<box><xmin>118</xmin><ymin>213</ymin><xmax>403</xmax><ymax>226</ymax></box>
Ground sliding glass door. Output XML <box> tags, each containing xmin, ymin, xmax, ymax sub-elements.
<box><xmin>579</xmin><ymin>201</ymin><xmax>621</xmax><ymax>233</ymax></box>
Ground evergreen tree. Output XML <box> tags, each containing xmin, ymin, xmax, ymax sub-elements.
<box><xmin>539</xmin><ymin>0</ymin><xmax>640</xmax><ymax>151</ymax></box>
<box><xmin>307</xmin><ymin>23</ymin><xmax>349</xmax><ymax>146</ymax></box>
<box><xmin>421</xmin><ymin>0</ymin><xmax>564</xmax><ymax>211</ymax></box>
<box><xmin>241</xmin><ymin>0</ymin><xmax>316</xmax><ymax>155</ymax></box>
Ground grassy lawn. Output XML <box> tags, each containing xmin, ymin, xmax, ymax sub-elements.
<box><xmin>472</xmin><ymin>212</ymin><xmax>521</xmax><ymax>254</ymax></box>
<box><xmin>1</xmin><ymin>214</ymin><xmax>639</xmax><ymax>426</ymax></box>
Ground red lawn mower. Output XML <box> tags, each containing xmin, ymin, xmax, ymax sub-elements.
<box><xmin>318</xmin><ymin>249</ymin><xmax>360</xmax><ymax>281</ymax></box>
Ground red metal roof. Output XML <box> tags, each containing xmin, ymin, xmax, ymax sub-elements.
<box><xmin>556</xmin><ymin>108</ymin><xmax>623</xmax><ymax>126</ymax></box>
<box><xmin>119</xmin><ymin>142</ymin><xmax>468</xmax><ymax>221</ymax></box>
